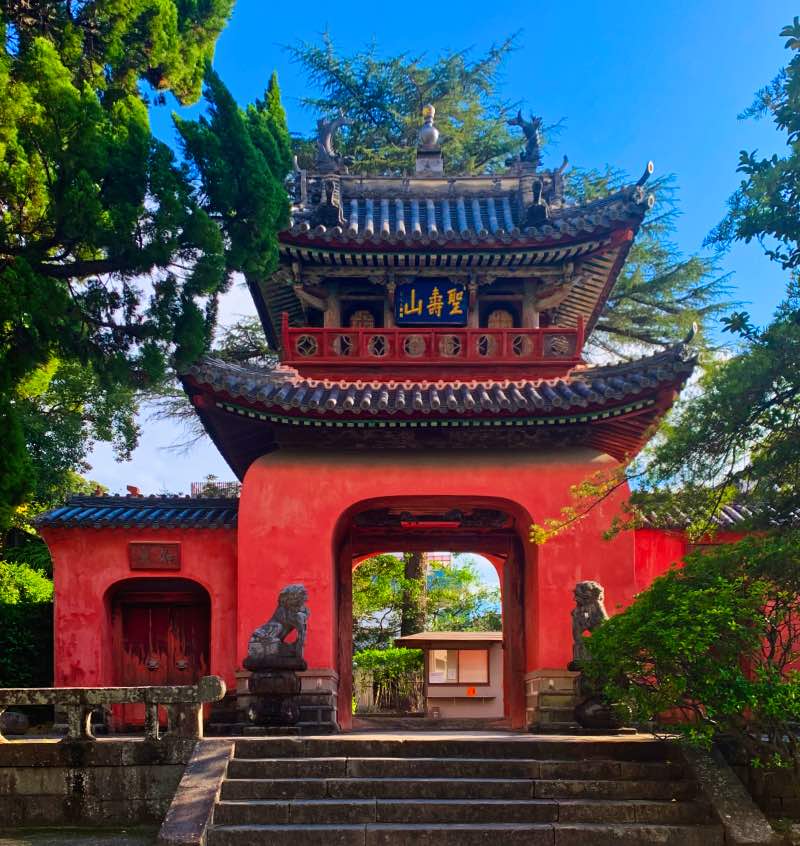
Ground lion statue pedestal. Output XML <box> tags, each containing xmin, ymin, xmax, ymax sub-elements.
<box><xmin>569</xmin><ymin>580</ymin><xmax>624</xmax><ymax>731</ymax></box>
<box><xmin>239</xmin><ymin>584</ymin><xmax>309</xmax><ymax>728</ymax></box>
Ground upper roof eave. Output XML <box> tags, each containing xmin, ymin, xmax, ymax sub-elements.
<box><xmin>180</xmin><ymin>341</ymin><xmax>696</xmax><ymax>417</ymax></box>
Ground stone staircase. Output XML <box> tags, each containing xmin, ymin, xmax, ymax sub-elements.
<box><xmin>206</xmin><ymin>735</ymin><xmax>723</xmax><ymax>845</ymax></box>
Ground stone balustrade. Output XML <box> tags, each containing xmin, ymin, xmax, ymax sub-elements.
<box><xmin>0</xmin><ymin>675</ymin><xmax>226</xmax><ymax>742</ymax></box>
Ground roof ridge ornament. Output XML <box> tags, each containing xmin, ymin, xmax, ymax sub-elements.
<box><xmin>507</xmin><ymin>110</ymin><xmax>544</xmax><ymax>171</ymax></box>
<box><xmin>316</xmin><ymin>110</ymin><xmax>353</xmax><ymax>173</ymax></box>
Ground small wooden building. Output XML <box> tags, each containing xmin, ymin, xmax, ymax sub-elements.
<box><xmin>394</xmin><ymin>632</ymin><xmax>504</xmax><ymax>720</ymax></box>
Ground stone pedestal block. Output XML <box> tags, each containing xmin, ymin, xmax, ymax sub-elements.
<box><xmin>239</xmin><ymin>670</ymin><xmax>302</xmax><ymax>727</ymax></box>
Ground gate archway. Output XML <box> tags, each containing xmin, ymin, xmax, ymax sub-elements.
<box><xmin>333</xmin><ymin>496</ymin><xmax>532</xmax><ymax>730</ymax></box>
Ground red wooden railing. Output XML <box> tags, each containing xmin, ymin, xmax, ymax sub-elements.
<box><xmin>280</xmin><ymin>313</ymin><xmax>584</xmax><ymax>368</ymax></box>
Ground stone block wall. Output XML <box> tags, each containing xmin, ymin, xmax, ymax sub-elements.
<box><xmin>0</xmin><ymin>738</ymin><xmax>194</xmax><ymax>827</ymax></box>
<box><xmin>733</xmin><ymin>765</ymin><xmax>800</xmax><ymax>820</ymax></box>
<box><xmin>719</xmin><ymin>739</ymin><xmax>800</xmax><ymax>821</ymax></box>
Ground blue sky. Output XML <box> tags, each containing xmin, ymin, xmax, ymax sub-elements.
<box><xmin>88</xmin><ymin>0</ymin><xmax>795</xmax><ymax>496</ymax></box>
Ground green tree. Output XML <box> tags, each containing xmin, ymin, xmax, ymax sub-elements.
<box><xmin>709</xmin><ymin>17</ymin><xmax>800</xmax><ymax>270</ymax></box>
<box><xmin>633</xmin><ymin>21</ymin><xmax>800</xmax><ymax>533</ymax></box>
<box><xmin>0</xmin><ymin>558</ymin><xmax>54</xmax><ymax>687</ymax></box>
<box><xmin>1</xmin><ymin>3</ymin><xmax>292</xmax><ymax>524</ymax></box>
<box><xmin>573</xmin><ymin>20</ymin><xmax>800</xmax><ymax>766</ymax></box>
<box><xmin>352</xmin><ymin>553</ymin><xmax>500</xmax><ymax>651</ymax></box>
<box><xmin>584</xmin><ymin>534</ymin><xmax>800</xmax><ymax>766</ymax></box>
<box><xmin>289</xmin><ymin>34</ymin><xmax>521</xmax><ymax>175</ymax></box>
<box><xmin>0</xmin><ymin>0</ymin><xmax>235</xmax><ymax>523</ymax></box>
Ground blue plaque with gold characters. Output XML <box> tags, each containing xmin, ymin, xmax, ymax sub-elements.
<box><xmin>395</xmin><ymin>280</ymin><xmax>467</xmax><ymax>326</ymax></box>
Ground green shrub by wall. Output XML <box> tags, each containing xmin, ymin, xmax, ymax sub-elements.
<box><xmin>0</xmin><ymin>561</ymin><xmax>54</xmax><ymax>687</ymax></box>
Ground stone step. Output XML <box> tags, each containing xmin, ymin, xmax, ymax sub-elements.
<box><xmin>221</xmin><ymin>777</ymin><xmax>536</xmax><ymax>801</ymax></box>
<box><xmin>226</xmin><ymin>756</ymin><xmax>685</xmax><ymax>781</ymax></box>
<box><xmin>208</xmin><ymin>823</ymin><xmax>723</xmax><ymax>846</ymax></box>
<box><xmin>232</xmin><ymin>737</ymin><xmax>670</xmax><ymax>761</ymax></box>
<box><xmin>556</xmin><ymin>799</ymin><xmax>712</xmax><ymax>825</ymax></box>
<box><xmin>213</xmin><ymin>797</ymin><xmax>711</xmax><ymax>826</ymax></box>
<box><xmin>551</xmin><ymin>823</ymin><xmax>724</xmax><ymax>845</ymax></box>
<box><xmin>535</xmin><ymin>779</ymin><xmax>696</xmax><ymax>801</ymax></box>
<box><xmin>220</xmin><ymin>776</ymin><xmax>695</xmax><ymax>801</ymax></box>
<box><xmin>208</xmin><ymin>823</ymin><xmax>553</xmax><ymax>846</ymax></box>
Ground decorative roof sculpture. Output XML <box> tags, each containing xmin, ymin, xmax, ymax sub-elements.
<box><xmin>507</xmin><ymin>110</ymin><xmax>544</xmax><ymax>169</ymax></box>
<box><xmin>314</xmin><ymin>110</ymin><xmax>353</xmax><ymax>173</ymax></box>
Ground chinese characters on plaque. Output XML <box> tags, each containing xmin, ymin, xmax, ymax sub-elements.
<box><xmin>395</xmin><ymin>280</ymin><xmax>467</xmax><ymax>326</ymax></box>
<box><xmin>129</xmin><ymin>542</ymin><xmax>181</xmax><ymax>571</ymax></box>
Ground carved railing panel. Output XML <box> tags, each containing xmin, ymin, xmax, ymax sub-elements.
<box><xmin>282</xmin><ymin>314</ymin><xmax>584</xmax><ymax>368</ymax></box>
<box><xmin>0</xmin><ymin>675</ymin><xmax>226</xmax><ymax>743</ymax></box>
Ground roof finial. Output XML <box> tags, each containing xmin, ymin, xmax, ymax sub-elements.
<box><xmin>415</xmin><ymin>103</ymin><xmax>443</xmax><ymax>175</ymax></box>
<box><xmin>418</xmin><ymin>103</ymin><xmax>440</xmax><ymax>148</ymax></box>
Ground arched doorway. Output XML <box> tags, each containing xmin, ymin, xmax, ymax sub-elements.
<box><xmin>107</xmin><ymin>578</ymin><xmax>211</xmax><ymax>726</ymax></box>
<box><xmin>334</xmin><ymin>497</ymin><xmax>530</xmax><ymax>730</ymax></box>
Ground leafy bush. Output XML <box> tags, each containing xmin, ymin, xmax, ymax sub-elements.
<box><xmin>353</xmin><ymin>647</ymin><xmax>424</xmax><ymax>713</ymax></box>
<box><xmin>0</xmin><ymin>560</ymin><xmax>54</xmax><ymax>687</ymax></box>
<box><xmin>584</xmin><ymin>532</ymin><xmax>800</xmax><ymax>766</ymax></box>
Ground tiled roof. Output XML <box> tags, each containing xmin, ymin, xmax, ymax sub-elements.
<box><xmin>183</xmin><ymin>344</ymin><xmax>695</xmax><ymax>418</ymax></box>
<box><xmin>37</xmin><ymin>496</ymin><xmax>239</xmax><ymax>529</ymax></box>
<box><xmin>636</xmin><ymin>501</ymin><xmax>768</xmax><ymax>531</ymax></box>
<box><xmin>395</xmin><ymin>631</ymin><xmax>503</xmax><ymax>644</ymax></box>
<box><xmin>287</xmin><ymin>186</ymin><xmax>649</xmax><ymax>246</ymax></box>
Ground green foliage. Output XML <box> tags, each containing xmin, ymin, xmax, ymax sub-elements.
<box><xmin>636</xmin><ymin>284</ymin><xmax>800</xmax><ymax>533</ymax></box>
<box><xmin>289</xmin><ymin>34</ymin><xmax>522</xmax><ymax>175</ymax></box>
<box><xmin>175</xmin><ymin>67</ymin><xmax>290</xmax><ymax>279</ymax></box>
<box><xmin>0</xmin><ymin>559</ymin><xmax>54</xmax><ymax>687</ymax></box>
<box><xmin>353</xmin><ymin>647</ymin><xmax>424</xmax><ymax>714</ymax></box>
<box><xmin>0</xmin><ymin>1</ymin><xmax>293</xmax><ymax>524</ymax></box>
<box><xmin>352</xmin><ymin>553</ymin><xmax>500</xmax><ymax>651</ymax></box>
<box><xmin>353</xmin><ymin>647</ymin><xmax>424</xmax><ymax>676</ymax></box>
<box><xmin>3</xmin><ymin>0</ymin><xmax>233</xmax><ymax>104</ymax></box>
<box><xmin>570</xmin><ymin>169</ymin><xmax>734</xmax><ymax>357</ymax></box>
<box><xmin>709</xmin><ymin>18</ymin><xmax>800</xmax><ymax>269</ymax></box>
<box><xmin>636</xmin><ymin>19</ymin><xmax>800</xmax><ymax>529</ymax></box>
<box><xmin>584</xmin><ymin>533</ymin><xmax>800</xmax><ymax>765</ymax></box>
<box><xmin>0</xmin><ymin>0</ymin><xmax>237</xmax><ymax>523</ymax></box>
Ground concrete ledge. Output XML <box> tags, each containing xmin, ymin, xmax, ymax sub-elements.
<box><xmin>158</xmin><ymin>739</ymin><xmax>235</xmax><ymax>845</ymax></box>
<box><xmin>681</xmin><ymin>744</ymin><xmax>783</xmax><ymax>845</ymax></box>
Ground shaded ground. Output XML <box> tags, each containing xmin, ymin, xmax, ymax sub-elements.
<box><xmin>0</xmin><ymin>827</ymin><xmax>158</xmax><ymax>845</ymax></box>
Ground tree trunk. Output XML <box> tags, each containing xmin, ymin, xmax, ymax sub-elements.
<box><xmin>400</xmin><ymin>552</ymin><xmax>426</xmax><ymax>635</ymax></box>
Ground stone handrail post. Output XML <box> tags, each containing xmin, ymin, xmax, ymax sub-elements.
<box><xmin>0</xmin><ymin>675</ymin><xmax>226</xmax><ymax>742</ymax></box>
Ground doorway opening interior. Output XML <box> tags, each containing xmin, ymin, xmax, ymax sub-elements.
<box><xmin>351</xmin><ymin>550</ymin><xmax>502</xmax><ymax>726</ymax></box>
<box><xmin>337</xmin><ymin>499</ymin><xmax>530</xmax><ymax>730</ymax></box>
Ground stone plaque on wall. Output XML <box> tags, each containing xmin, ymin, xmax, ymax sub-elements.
<box><xmin>129</xmin><ymin>542</ymin><xmax>181</xmax><ymax>570</ymax></box>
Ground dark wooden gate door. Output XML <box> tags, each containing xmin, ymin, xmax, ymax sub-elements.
<box><xmin>112</xmin><ymin>584</ymin><xmax>210</xmax><ymax>727</ymax></box>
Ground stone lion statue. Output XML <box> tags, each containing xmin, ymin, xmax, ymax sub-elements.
<box><xmin>571</xmin><ymin>580</ymin><xmax>608</xmax><ymax>666</ymax></box>
<box><xmin>245</xmin><ymin>584</ymin><xmax>310</xmax><ymax>669</ymax></box>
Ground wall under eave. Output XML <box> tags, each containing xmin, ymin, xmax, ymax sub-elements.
<box><xmin>633</xmin><ymin>527</ymin><xmax>748</xmax><ymax>597</ymax></box>
<box><xmin>40</xmin><ymin>526</ymin><xmax>238</xmax><ymax>691</ymax></box>
<box><xmin>237</xmin><ymin>446</ymin><xmax>637</xmax><ymax>728</ymax></box>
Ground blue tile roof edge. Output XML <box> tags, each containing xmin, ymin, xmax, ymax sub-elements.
<box><xmin>36</xmin><ymin>495</ymin><xmax>239</xmax><ymax>529</ymax></box>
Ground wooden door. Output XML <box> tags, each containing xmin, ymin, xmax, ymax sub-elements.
<box><xmin>113</xmin><ymin>591</ymin><xmax>210</xmax><ymax>727</ymax></box>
